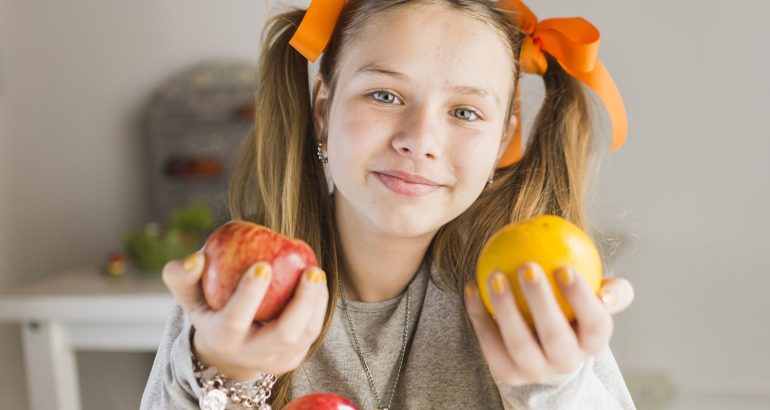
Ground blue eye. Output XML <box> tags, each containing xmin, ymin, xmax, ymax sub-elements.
<box><xmin>369</xmin><ymin>90</ymin><xmax>481</xmax><ymax>122</ymax></box>
<box><xmin>370</xmin><ymin>90</ymin><xmax>401</xmax><ymax>105</ymax></box>
<box><xmin>454</xmin><ymin>108</ymin><xmax>480</xmax><ymax>122</ymax></box>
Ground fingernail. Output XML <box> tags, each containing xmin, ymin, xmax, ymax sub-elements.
<box><xmin>306</xmin><ymin>267</ymin><xmax>326</xmax><ymax>285</ymax></box>
<box><xmin>556</xmin><ymin>267</ymin><xmax>574</xmax><ymax>286</ymax></box>
<box><xmin>492</xmin><ymin>272</ymin><xmax>507</xmax><ymax>295</ymax></box>
<box><xmin>599</xmin><ymin>288</ymin><xmax>615</xmax><ymax>306</ymax></box>
<box><xmin>183</xmin><ymin>252</ymin><xmax>201</xmax><ymax>272</ymax></box>
<box><xmin>252</xmin><ymin>263</ymin><xmax>271</xmax><ymax>281</ymax></box>
<box><xmin>521</xmin><ymin>264</ymin><xmax>540</xmax><ymax>284</ymax></box>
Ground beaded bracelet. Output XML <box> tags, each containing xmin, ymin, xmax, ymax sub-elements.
<box><xmin>192</xmin><ymin>352</ymin><xmax>277</xmax><ymax>410</ymax></box>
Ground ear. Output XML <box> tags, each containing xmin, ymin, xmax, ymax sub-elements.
<box><xmin>495</xmin><ymin>113</ymin><xmax>518</xmax><ymax>163</ymax></box>
<box><xmin>311</xmin><ymin>73</ymin><xmax>329</xmax><ymax>141</ymax></box>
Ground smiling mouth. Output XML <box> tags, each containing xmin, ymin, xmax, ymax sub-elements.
<box><xmin>373</xmin><ymin>172</ymin><xmax>443</xmax><ymax>197</ymax></box>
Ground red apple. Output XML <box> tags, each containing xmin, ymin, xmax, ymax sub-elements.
<box><xmin>283</xmin><ymin>393</ymin><xmax>359</xmax><ymax>410</ymax></box>
<box><xmin>200</xmin><ymin>220</ymin><xmax>318</xmax><ymax>322</ymax></box>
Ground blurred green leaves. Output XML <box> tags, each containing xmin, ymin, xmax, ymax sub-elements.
<box><xmin>121</xmin><ymin>202</ymin><xmax>217</xmax><ymax>272</ymax></box>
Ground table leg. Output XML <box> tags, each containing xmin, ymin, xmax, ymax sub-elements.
<box><xmin>21</xmin><ymin>320</ymin><xmax>82</xmax><ymax>410</ymax></box>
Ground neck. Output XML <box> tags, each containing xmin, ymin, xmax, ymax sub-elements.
<box><xmin>334</xmin><ymin>195</ymin><xmax>435</xmax><ymax>303</ymax></box>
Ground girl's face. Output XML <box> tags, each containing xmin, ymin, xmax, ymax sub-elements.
<box><xmin>315</xmin><ymin>4</ymin><xmax>516</xmax><ymax>238</ymax></box>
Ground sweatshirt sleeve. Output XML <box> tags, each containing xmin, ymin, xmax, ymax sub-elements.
<box><xmin>495</xmin><ymin>346</ymin><xmax>636</xmax><ymax>410</ymax></box>
<box><xmin>140</xmin><ymin>304</ymin><xmax>204</xmax><ymax>410</ymax></box>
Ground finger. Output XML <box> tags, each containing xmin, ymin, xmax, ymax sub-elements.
<box><xmin>270</xmin><ymin>345</ymin><xmax>312</xmax><ymax>376</ymax></box>
<box><xmin>303</xmin><ymin>276</ymin><xmax>330</xmax><ymax>342</ymax></box>
<box><xmin>162</xmin><ymin>251</ymin><xmax>208</xmax><ymax>316</ymax></box>
<box><xmin>598</xmin><ymin>277</ymin><xmax>635</xmax><ymax>315</ymax></box>
<box><xmin>518</xmin><ymin>262</ymin><xmax>581</xmax><ymax>369</ymax></box>
<box><xmin>287</xmin><ymin>345</ymin><xmax>312</xmax><ymax>372</ymax></box>
<box><xmin>217</xmin><ymin>262</ymin><xmax>273</xmax><ymax>338</ymax></box>
<box><xmin>486</xmin><ymin>272</ymin><xmax>548</xmax><ymax>376</ymax></box>
<box><xmin>255</xmin><ymin>267</ymin><xmax>326</xmax><ymax>350</ymax></box>
<box><xmin>464</xmin><ymin>281</ymin><xmax>519</xmax><ymax>384</ymax></box>
<box><xmin>555</xmin><ymin>266</ymin><xmax>614</xmax><ymax>356</ymax></box>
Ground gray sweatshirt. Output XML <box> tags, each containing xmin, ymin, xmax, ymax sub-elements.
<box><xmin>141</xmin><ymin>259</ymin><xmax>636</xmax><ymax>409</ymax></box>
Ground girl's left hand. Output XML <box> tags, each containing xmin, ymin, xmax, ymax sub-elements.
<box><xmin>464</xmin><ymin>261</ymin><xmax>635</xmax><ymax>387</ymax></box>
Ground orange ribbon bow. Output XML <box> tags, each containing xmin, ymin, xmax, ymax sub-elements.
<box><xmin>272</xmin><ymin>0</ymin><xmax>627</xmax><ymax>167</ymax></box>
<box><xmin>495</xmin><ymin>0</ymin><xmax>627</xmax><ymax>167</ymax></box>
<box><xmin>265</xmin><ymin>0</ymin><xmax>346</xmax><ymax>62</ymax></box>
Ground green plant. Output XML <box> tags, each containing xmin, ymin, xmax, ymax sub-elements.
<box><xmin>121</xmin><ymin>201</ymin><xmax>217</xmax><ymax>272</ymax></box>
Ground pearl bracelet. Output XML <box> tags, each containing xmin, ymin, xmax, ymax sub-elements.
<box><xmin>192</xmin><ymin>352</ymin><xmax>277</xmax><ymax>410</ymax></box>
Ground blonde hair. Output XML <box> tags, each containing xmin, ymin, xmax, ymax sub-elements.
<box><xmin>228</xmin><ymin>0</ymin><xmax>594</xmax><ymax>406</ymax></box>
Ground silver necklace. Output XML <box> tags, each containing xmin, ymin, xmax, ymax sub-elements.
<box><xmin>337</xmin><ymin>274</ymin><xmax>411</xmax><ymax>410</ymax></box>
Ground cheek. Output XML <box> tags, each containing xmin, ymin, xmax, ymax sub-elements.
<box><xmin>449</xmin><ymin>137</ymin><xmax>500</xmax><ymax>182</ymax></box>
<box><xmin>329</xmin><ymin>104</ymin><xmax>393</xmax><ymax>161</ymax></box>
<box><xmin>326</xmin><ymin>105</ymin><xmax>390</xmax><ymax>185</ymax></box>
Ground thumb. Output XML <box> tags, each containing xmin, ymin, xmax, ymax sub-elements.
<box><xmin>599</xmin><ymin>277</ymin><xmax>635</xmax><ymax>315</ymax></box>
<box><xmin>162</xmin><ymin>251</ymin><xmax>207</xmax><ymax>315</ymax></box>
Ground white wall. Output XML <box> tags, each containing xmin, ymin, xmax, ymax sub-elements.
<box><xmin>0</xmin><ymin>0</ymin><xmax>768</xmax><ymax>409</ymax></box>
<box><xmin>0</xmin><ymin>0</ymin><xmax>11</xmax><ymax>290</ymax></box>
<box><xmin>0</xmin><ymin>1</ymin><xmax>29</xmax><ymax>407</ymax></box>
<box><xmin>577</xmin><ymin>0</ymin><xmax>770</xmax><ymax>408</ymax></box>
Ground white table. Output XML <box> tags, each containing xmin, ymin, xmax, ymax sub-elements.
<box><xmin>0</xmin><ymin>267</ymin><xmax>175</xmax><ymax>410</ymax></box>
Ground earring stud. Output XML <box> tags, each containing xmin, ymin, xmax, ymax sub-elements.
<box><xmin>316</xmin><ymin>140</ymin><xmax>328</xmax><ymax>163</ymax></box>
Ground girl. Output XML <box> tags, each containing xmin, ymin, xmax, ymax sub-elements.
<box><xmin>142</xmin><ymin>0</ymin><xmax>637</xmax><ymax>408</ymax></box>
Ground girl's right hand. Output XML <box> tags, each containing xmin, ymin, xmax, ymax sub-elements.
<box><xmin>161</xmin><ymin>251</ymin><xmax>329</xmax><ymax>381</ymax></box>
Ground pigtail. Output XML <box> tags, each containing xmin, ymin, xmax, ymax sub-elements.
<box><xmin>508</xmin><ymin>54</ymin><xmax>594</xmax><ymax>228</ymax></box>
<box><xmin>227</xmin><ymin>8</ymin><xmax>340</xmax><ymax>408</ymax></box>
<box><xmin>229</xmin><ymin>8</ymin><xmax>322</xmax><ymax>238</ymax></box>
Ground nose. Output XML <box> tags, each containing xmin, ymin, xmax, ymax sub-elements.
<box><xmin>392</xmin><ymin>104</ymin><xmax>444</xmax><ymax>161</ymax></box>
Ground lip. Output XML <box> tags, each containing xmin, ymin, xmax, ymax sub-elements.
<box><xmin>374</xmin><ymin>172</ymin><xmax>443</xmax><ymax>197</ymax></box>
<box><xmin>376</xmin><ymin>170</ymin><xmax>442</xmax><ymax>186</ymax></box>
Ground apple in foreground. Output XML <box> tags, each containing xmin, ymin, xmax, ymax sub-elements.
<box><xmin>283</xmin><ymin>393</ymin><xmax>359</xmax><ymax>410</ymax></box>
<box><xmin>200</xmin><ymin>220</ymin><xmax>319</xmax><ymax>322</ymax></box>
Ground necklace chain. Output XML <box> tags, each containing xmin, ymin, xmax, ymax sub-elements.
<box><xmin>338</xmin><ymin>275</ymin><xmax>411</xmax><ymax>410</ymax></box>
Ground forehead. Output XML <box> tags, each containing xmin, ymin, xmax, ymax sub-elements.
<box><xmin>337</xmin><ymin>4</ymin><xmax>514</xmax><ymax>99</ymax></box>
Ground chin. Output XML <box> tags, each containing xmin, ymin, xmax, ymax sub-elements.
<box><xmin>367</xmin><ymin>207</ymin><xmax>445</xmax><ymax>238</ymax></box>
<box><xmin>334</xmin><ymin>178</ymin><xmax>456</xmax><ymax>237</ymax></box>
<box><xmin>380</xmin><ymin>221</ymin><xmax>434</xmax><ymax>238</ymax></box>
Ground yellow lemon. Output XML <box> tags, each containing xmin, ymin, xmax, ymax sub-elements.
<box><xmin>476</xmin><ymin>214</ymin><xmax>603</xmax><ymax>330</ymax></box>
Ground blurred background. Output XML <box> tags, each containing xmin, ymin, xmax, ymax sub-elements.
<box><xmin>0</xmin><ymin>0</ymin><xmax>768</xmax><ymax>409</ymax></box>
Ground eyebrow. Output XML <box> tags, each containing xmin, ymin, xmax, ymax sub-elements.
<box><xmin>354</xmin><ymin>64</ymin><xmax>501</xmax><ymax>108</ymax></box>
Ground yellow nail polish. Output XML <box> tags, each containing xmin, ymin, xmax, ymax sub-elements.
<box><xmin>600</xmin><ymin>288</ymin><xmax>615</xmax><ymax>306</ymax></box>
<box><xmin>306</xmin><ymin>268</ymin><xmax>317</xmax><ymax>283</ymax></box>
<box><xmin>556</xmin><ymin>267</ymin><xmax>574</xmax><ymax>286</ymax></box>
<box><xmin>183</xmin><ymin>253</ymin><xmax>200</xmax><ymax>272</ymax></box>
<box><xmin>522</xmin><ymin>265</ymin><xmax>540</xmax><ymax>284</ymax></box>
<box><xmin>492</xmin><ymin>273</ymin><xmax>506</xmax><ymax>295</ymax></box>
<box><xmin>318</xmin><ymin>270</ymin><xmax>327</xmax><ymax>285</ymax></box>
<box><xmin>253</xmin><ymin>264</ymin><xmax>271</xmax><ymax>281</ymax></box>
<box><xmin>307</xmin><ymin>268</ymin><xmax>325</xmax><ymax>284</ymax></box>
